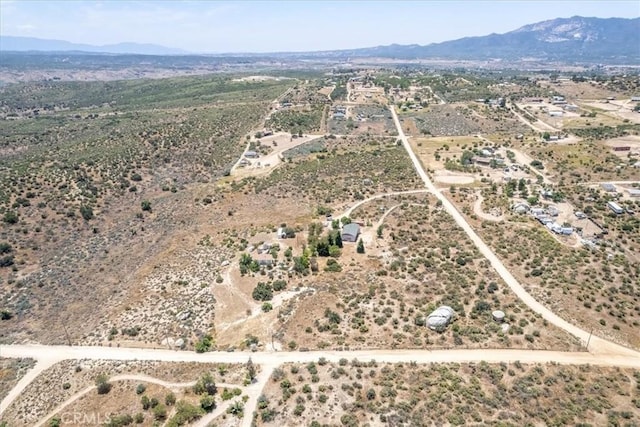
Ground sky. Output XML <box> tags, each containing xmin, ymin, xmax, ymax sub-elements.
<box><xmin>1</xmin><ymin>0</ymin><xmax>639</xmax><ymax>53</ymax></box>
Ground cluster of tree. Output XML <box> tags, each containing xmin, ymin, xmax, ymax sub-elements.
<box><xmin>252</xmin><ymin>280</ymin><xmax>287</xmax><ymax>301</ymax></box>
<box><xmin>239</xmin><ymin>253</ymin><xmax>260</xmax><ymax>275</ymax></box>
<box><xmin>308</xmin><ymin>222</ymin><xmax>343</xmax><ymax>257</ymax></box>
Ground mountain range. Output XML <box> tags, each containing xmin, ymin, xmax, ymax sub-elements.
<box><xmin>0</xmin><ymin>36</ymin><xmax>186</xmax><ymax>55</ymax></box>
<box><xmin>1</xmin><ymin>16</ymin><xmax>638</xmax><ymax>63</ymax></box>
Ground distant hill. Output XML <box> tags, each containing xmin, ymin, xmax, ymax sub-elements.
<box><xmin>319</xmin><ymin>16</ymin><xmax>640</xmax><ymax>63</ymax></box>
<box><xmin>0</xmin><ymin>36</ymin><xmax>187</xmax><ymax>55</ymax></box>
<box><xmin>1</xmin><ymin>16</ymin><xmax>638</xmax><ymax>63</ymax></box>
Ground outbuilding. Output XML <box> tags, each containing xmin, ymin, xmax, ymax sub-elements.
<box><xmin>492</xmin><ymin>310</ymin><xmax>505</xmax><ymax>322</ymax></box>
<box><xmin>341</xmin><ymin>223</ymin><xmax>361</xmax><ymax>243</ymax></box>
<box><xmin>607</xmin><ymin>201</ymin><xmax>624</xmax><ymax>215</ymax></box>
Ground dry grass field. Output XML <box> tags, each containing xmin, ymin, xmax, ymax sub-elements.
<box><xmin>0</xmin><ymin>358</ymin><xmax>35</xmax><ymax>402</ymax></box>
<box><xmin>3</xmin><ymin>359</ymin><xmax>248</xmax><ymax>427</ymax></box>
<box><xmin>446</xmin><ymin>186</ymin><xmax>640</xmax><ymax>350</ymax></box>
<box><xmin>275</xmin><ymin>193</ymin><xmax>580</xmax><ymax>352</ymax></box>
<box><xmin>257</xmin><ymin>360</ymin><xmax>640</xmax><ymax>426</ymax></box>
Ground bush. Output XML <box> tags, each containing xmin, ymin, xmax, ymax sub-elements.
<box><xmin>95</xmin><ymin>374</ymin><xmax>111</xmax><ymax>394</ymax></box>
<box><xmin>136</xmin><ymin>383</ymin><xmax>146</xmax><ymax>395</ymax></box>
<box><xmin>357</xmin><ymin>239</ymin><xmax>365</xmax><ymax>254</ymax></box>
<box><xmin>141</xmin><ymin>200</ymin><xmax>152</xmax><ymax>212</ymax></box>
<box><xmin>165</xmin><ymin>392</ymin><xmax>176</xmax><ymax>406</ymax></box>
<box><xmin>2</xmin><ymin>211</ymin><xmax>18</xmax><ymax>224</ymax></box>
<box><xmin>272</xmin><ymin>280</ymin><xmax>287</xmax><ymax>291</ymax></box>
<box><xmin>194</xmin><ymin>373</ymin><xmax>217</xmax><ymax>395</ymax></box>
<box><xmin>0</xmin><ymin>255</ymin><xmax>14</xmax><ymax>268</ymax></box>
<box><xmin>153</xmin><ymin>404</ymin><xmax>167</xmax><ymax>421</ymax></box>
<box><xmin>0</xmin><ymin>243</ymin><xmax>13</xmax><ymax>254</ymax></box>
<box><xmin>195</xmin><ymin>334</ymin><xmax>213</xmax><ymax>353</ymax></box>
<box><xmin>252</xmin><ymin>282</ymin><xmax>273</xmax><ymax>301</ymax></box>
<box><xmin>324</xmin><ymin>258</ymin><xmax>342</xmax><ymax>272</ymax></box>
<box><xmin>166</xmin><ymin>401</ymin><xmax>203</xmax><ymax>427</ymax></box>
<box><xmin>80</xmin><ymin>205</ymin><xmax>94</xmax><ymax>221</ymax></box>
<box><xmin>200</xmin><ymin>395</ymin><xmax>216</xmax><ymax>412</ymax></box>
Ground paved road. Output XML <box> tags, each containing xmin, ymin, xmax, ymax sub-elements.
<box><xmin>389</xmin><ymin>105</ymin><xmax>639</xmax><ymax>360</ymax></box>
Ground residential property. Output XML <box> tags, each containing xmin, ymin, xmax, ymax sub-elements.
<box><xmin>607</xmin><ymin>201</ymin><xmax>624</xmax><ymax>214</ymax></box>
<box><xmin>245</xmin><ymin>150</ymin><xmax>259</xmax><ymax>159</ymax></box>
<box><xmin>546</xmin><ymin>205</ymin><xmax>560</xmax><ymax>217</ymax></box>
<box><xmin>548</xmin><ymin>110</ymin><xmax>563</xmax><ymax>117</ymax></box>
<box><xmin>341</xmin><ymin>223</ymin><xmax>360</xmax><ymax>242</ymax></box>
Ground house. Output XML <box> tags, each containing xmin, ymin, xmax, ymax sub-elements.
<box><xmin>341</xmin><ymin>223</ymin><xmax>360</xmax><ymax>243</ymax></box>
<box><xmin>601</xmin><ymin>183</ymin><xmax>616</xmax><ymax>192</ymax></box>
<box><xmin>332</xmin><ymin>112</ymin><xmax>346</xmax><ymax>119</ymax></box>
<box><xmin>631</xmin><ymin>96</ymin><xmax>640</xmax><ymax>102</ymax></box>
<box><xmin>245</xmin><ymin>150</ymin><xmax>259</xmax><ymax>159</ymax></box>
<box><xmin>607</xmin><ymin>201</ymin><xmax>624</xmax><ymax>214</ymax></box>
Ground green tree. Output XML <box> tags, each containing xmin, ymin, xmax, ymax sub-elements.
<box><xmin>252</xmin><ymin>282</ymin><xmax>273</xmax><ymax>301</ymax></box>
<box><xmin>357</xmin><ymin>239</ymin><xmax>365</xmax><ymax>254</ymax></box>
<box><xmin>376</xmin><ymin>225</ymin><xmax>383</xmax><ymax>238</ymax></box>
<box><xmin>460</xmin><ymin>150</ymin><xmax>474</xmax><ymax>166</ymax></box>
<box><xmin>141</xmin><ymin>200</ymin><xmax>152</xmax><ymax>212</ymax></box>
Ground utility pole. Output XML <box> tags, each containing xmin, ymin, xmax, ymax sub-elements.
<box><xmin>62</xmin><ymin>322</ymin><xmax>72</xmax><ymax>346</ymax></box>
<box><xmin>586</xmin><ymin>328</ymin><xmax>593</xmax><ymax>350</ymax></box>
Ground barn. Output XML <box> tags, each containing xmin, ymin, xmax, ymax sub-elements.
<box><xmin>341</xmin><ymin>223</ymin><xmax>360</xmax><ymax>243</ymax></box>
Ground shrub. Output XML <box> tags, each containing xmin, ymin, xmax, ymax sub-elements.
<box><xmin>141</xmin><ymin>200</ymin><xmax>152</xmax><ymax>212</ymax></box>
<box><xmin>136</xmin><ymin>384</ymin><xmax>146</xmax><ymax>395</ymax></box>
<box><xmin>252</xmin><ymin>282</ymin><xmax>273</xmax><ymax>301</ymax></box>
<box><xmin>153</xmin><ymin>404</ymin><xmax>167</xmax><ymax>420</ymax></box>
<box><xmin>0</xmin><ymin>243</ymin><xmax>13</xmax><ymax>254</ymax></box>
<box><xmin>95</xmin><ymin>374</ymin><xmax>111</xmax><ymax>394</ymax></box>
<box><xmin>194</xmin><ymin>373</ymin><xmax>217</xmax><ymax>395</ymax></box>
<box><xmin>200</xmin><ymin>395</ymin><xmax>216</xmax><ymax>412</ymax></box>
<box><xmin>80</xmin><ymin>205</ymin><xmax>94</xmax><ymax>221</ymax></box>
<box><xmin>2</xmin><ymin>211</ymin><xmax>18</xmax><ymax>224</ymax></box>
<box><xmin>195</xmin><ymin>335</ymin><xmax>214</xmax><ymax>353</ymax></box>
